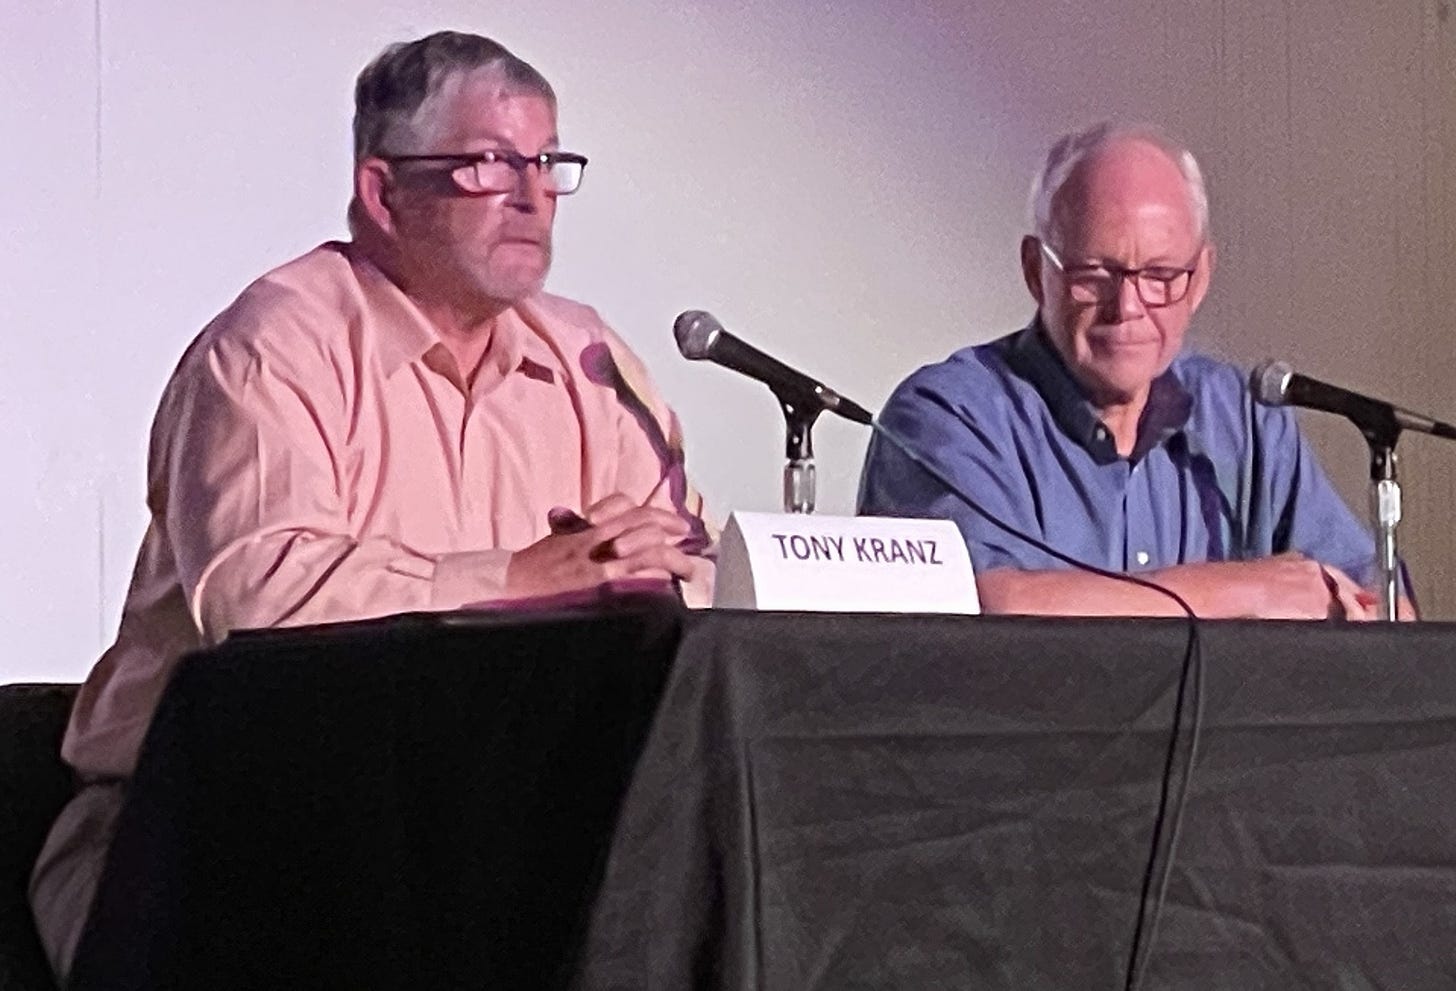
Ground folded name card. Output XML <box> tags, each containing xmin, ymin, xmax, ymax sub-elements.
<box><xmin>714</xmin><ymin>511</ymin><xmax>979</xmax><ymax>614</ymax></box>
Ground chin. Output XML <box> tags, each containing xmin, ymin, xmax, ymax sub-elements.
<box><xmin>1084</xmin><ymin>366</ymin><xmax>1158</xmax><ymax>405</ymax></box>
<box><xmin>478</xmin><ymin>270</ymin><xmax>548</xmax><ymax>304</ymax></box>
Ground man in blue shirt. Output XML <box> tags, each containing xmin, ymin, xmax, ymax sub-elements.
<box><xmin>859</xmin><ymin>123</ymin><xmax>1403</xmax><ymax>620</ymax></box>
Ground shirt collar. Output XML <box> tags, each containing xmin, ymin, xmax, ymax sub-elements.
<box><xmin>998</xmin><ymin>316</ymin><xmax>1192</xmax><ymax>464</ymax></box>
<box><xmin>344</xmin><ymin>242</ymin><xmax>527</xmax><ymax>384</ymax></box>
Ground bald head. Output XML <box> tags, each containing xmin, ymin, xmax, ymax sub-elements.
<box><xmin>1051</xmin><ymin>137</ymin><xmax>1203</xmax><ymax>255</ymax></box>
<box><xmin>1030</xmin><ymin>123</ymin><xmax>1209</xmax><ymax>243</ymax></box>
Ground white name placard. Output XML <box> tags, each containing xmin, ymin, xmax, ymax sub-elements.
<box><xmin>713</xmin><ymin>511</ymin><xmax>979</xmax><ymax>614</ymax></box>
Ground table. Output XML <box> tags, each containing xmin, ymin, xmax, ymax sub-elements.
<box><xmin>69</xmin><ymin>602</ymin><xmax>1456</xmax><ymax>990</ymax></box>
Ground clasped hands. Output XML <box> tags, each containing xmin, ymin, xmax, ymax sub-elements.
<box><xmin>504</xmin><ymin>494</ymin><xmax>704</xmax><ymax>597</ymax></box>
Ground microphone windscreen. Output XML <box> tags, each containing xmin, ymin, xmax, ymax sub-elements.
<box><xmin>673</xmin><ymin>310</ymin><xmax>722</xmax><ymax>360</ymax></box>
<box><xmin>1250</xmin><ymin>360</ymin><xmax>1293</xmax><ymax>407</ymax></box>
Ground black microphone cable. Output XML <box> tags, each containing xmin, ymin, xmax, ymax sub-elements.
<box><xmin>866</xmin><ymin>417</ymin><xmax>1206</xmax><ymax>991</ymax></box>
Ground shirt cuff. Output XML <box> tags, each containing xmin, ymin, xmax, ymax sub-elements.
<box><xmin>429</xmin><ymin>549</ymin><xmax>514</xmax><ymax>610</ymax></box>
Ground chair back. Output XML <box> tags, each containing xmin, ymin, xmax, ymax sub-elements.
<box><xmin>0</xmin><ymin>684</ymin><xmax>78</xmax><ymax>991</ymax></box>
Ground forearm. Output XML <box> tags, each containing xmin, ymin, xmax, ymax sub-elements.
<box><xmin>976</xmin><ymin>557</ymin><xmax>1406</xmax><ymax>621</ymax></box>
<box><xmin>189</xmin><ymin>532</ymin><xmax>513</xmax><ymax>642</ymax></box>
<box><xmin>977</xmin><ymin>561</ymin><xmax>1284</xmax><ymax>618</ymax></box>
<box><xmin>976</xmin><ymin>567</ymin><xmax>1206</xmax><ymax>618</ymax></box>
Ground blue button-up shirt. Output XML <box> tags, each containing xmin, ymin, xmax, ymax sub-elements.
<box><xmin>858</xmin><ymin>322</ymin><xmax>1381</xmax><ymax>584</ymax></box>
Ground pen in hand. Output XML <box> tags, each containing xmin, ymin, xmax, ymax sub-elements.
<box><xmin>547</xmin><ymin>505</ymin><xmax>710</xmax><ymax>555</ymax></box>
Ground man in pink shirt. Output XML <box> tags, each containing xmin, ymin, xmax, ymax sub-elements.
<box><xmin>31</xmin><ymin>30</ymin><xmax>713</xmax><ymax>981</ymax></box>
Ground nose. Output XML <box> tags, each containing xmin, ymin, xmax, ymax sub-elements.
<box><xmin>504</xmin><ymin>161</ymin><xmax>551</xmax><ymax>214</ymax></box>
<box><xmin>1101</xmin><ymin>271</ymin><xmax>1146</xmax><ymax>323</ymax></box>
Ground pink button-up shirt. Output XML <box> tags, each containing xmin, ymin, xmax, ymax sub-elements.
<box><xmin>63</xmin><ymin>241</ymin><xmax>711</xmax><ymax>781</ymax></box>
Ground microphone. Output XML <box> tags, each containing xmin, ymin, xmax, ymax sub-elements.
<box><xmin>1251</xmin><ymin>360</ymin><xmax>1456</xmax><ymax>441</ymax></box>
<box><xmin>673</xmin><ymin>310</ymin><xmax>874</xmax><ymax>425</ymax></box>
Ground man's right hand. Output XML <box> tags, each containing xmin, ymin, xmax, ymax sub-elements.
<box><xmin>504</xmin><ymin>494</ymin><xmax>698</xmax><ymax>598</ymax></box>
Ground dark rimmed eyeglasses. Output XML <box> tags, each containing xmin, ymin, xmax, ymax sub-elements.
<box><xmin>1039</xmin><ymin>239</ymin><xmax>1198</xmax><ymax>308</ymax></box>
<box><xmin>380</xmin><ymin>150</ymin><xmax>589</xmax><ymax>196</ymax></box>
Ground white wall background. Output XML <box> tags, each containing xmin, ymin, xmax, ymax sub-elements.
<box><xmin>3</xmin><ymin>1</ymin><xmax>1454</xmax><ymax>682</ymax></box>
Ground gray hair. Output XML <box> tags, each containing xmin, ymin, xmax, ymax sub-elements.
<box><xmin>1028</xmin><ymin>122</ymin><xmax>1210</xmax><ymax>241</ymax></box>
<box><xmin>352</xmin><ymin>31</ymin><xmax>556</xmax><ymax>161</ymax></box>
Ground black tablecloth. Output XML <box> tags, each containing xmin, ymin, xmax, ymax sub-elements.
<box><xmin>70</xmin><ymin>599</ymin><xmax>684</xmax><ymax>991</ymax></box>
<box><xmin>69</xmin><ymin>604</ymin><xmax>1456</xmax><ymax>990</ymax></box>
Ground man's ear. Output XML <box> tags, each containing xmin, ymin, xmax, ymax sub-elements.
<box><xmin>1186</xmin><ymin>240</ymin><xmax>1217</xmax><ymax>314</ymax></box>
<box><xmin>1019</xmin><ymin>235</ymin><xmax>1045</xmax><ymax>305</ymax></box>
<box><xmin>355</xmin><ymin>158</ymin><xmax>397</xmax><ymax>235</ymax></box>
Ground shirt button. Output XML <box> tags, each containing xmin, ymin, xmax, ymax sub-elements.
<box><xmin>1135</xmin><ymin>551</ymin><xmax>1150</xmax><ymax>566</ymax></box>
